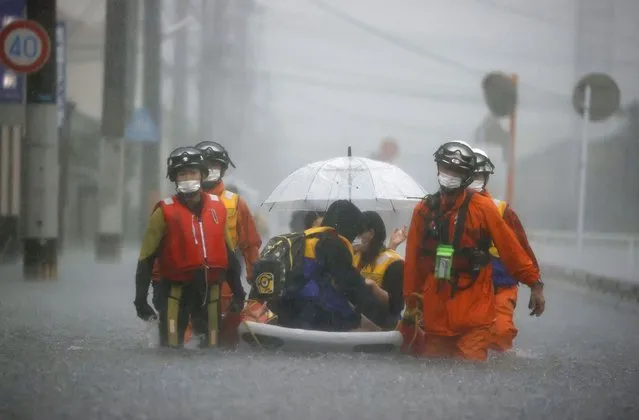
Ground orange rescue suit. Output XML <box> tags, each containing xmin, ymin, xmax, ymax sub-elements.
<box><xmin>481</xmin><ymin>191</ymin><xmax>540</xmax><ymax>352</ymax></box>
<box><xmin>403</xmin><ymin>190</ymin><xmax>540</xmax><ymax>361</ymax></box>
<box><xmin>207</xmin><ymin>181</ymin><xmax>262</xmax><ymax>314</ymax></box>
<box><xmin>207</xmin><ymin>181</ymin><xmax>262</xmax><ymax>278</ymax></box>
<box><xmin>156</xmin><ymin>193</ymin><xmax>229</xmax><ymax>282</ymax></box>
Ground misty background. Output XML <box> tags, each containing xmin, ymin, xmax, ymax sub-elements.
<box><xmin>56</xmin><ymin>0</ymin><xmax>639</xmax><ymax>245</ymax></box>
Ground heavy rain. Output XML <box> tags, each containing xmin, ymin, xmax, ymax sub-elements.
<box><xmin>0</xmin><ymin>0</ymin><xmax>638</xmax><ymax>419</ymax></box>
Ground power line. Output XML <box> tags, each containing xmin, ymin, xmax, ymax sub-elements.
<box><xmin>288</xmin><ymin>92</ymin><xmax>455</xmax><ymax>136</ymax></box>
<box><xmin>162</xmin><ymin>56</ymin><xmax>569</xmax><ymax>109</ymax></box>
<box><xmin>162</xmin><ymin>59</ymin><xmax>481</xmax><ymax>103</ymax></box>
<box><xmin>263</xmin><ymin>70</ymin><xmax>480</xmax><ymax>103</ymax></box>
<box><xmin>468</xmin><ymin>0</ymin><xmax>639</xmax><ymax>45</ymax></box>
<box><xmin>470</xmin><ymin>0</ymin><xmax>577</xmax><ymax>27</ymax></box>
<box><xmin>262</xmin><ymin>15</ymin><xmax>639</xmax><ymax>69</ymax></box>
<box><xmin>307</xmin><ymin>0</ymin><xmax>567</xmax><ymax>99</ymax></box>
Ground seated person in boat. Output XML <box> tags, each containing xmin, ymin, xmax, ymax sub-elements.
<box><xmin>353</xmin><ymin>211</ymin><xmax>405</xmax><ymax>330</ymax></box>
<box><xmin>249</xmin><ymin>200</ymin><xmax>386</xmax><ymax>332</ymax></box>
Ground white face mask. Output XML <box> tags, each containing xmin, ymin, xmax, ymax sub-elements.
<box><xmin>438</xmin><ymin>173</ymin><xmax>462</xmax><ymax>189</ymax></box>
<box><xmin>205</xmin><ymin>168</ymin><xmax>221</xmax><ymax>183</ymax></box>
<box><xmin>176</xmin><ymin>180</ymin><xmax>201</xmax><ymax>194</ymax></box>
<box><xmin>468</xmin><ymin>179</ymin><xmax>485</xmax><ymax>192</ymax></box>
<box><xmin>351</xmin><ymin>237</ymin><xmax>362</xmax><ymax>247</ymax></box>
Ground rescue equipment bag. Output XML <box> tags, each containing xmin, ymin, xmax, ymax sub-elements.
<box><xmin>250</xmin><ymin>232</ymin><xmax>309</xmax><ymax>302</ymax></box>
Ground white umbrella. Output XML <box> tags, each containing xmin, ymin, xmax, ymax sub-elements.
<box><xmin>262</xmin><ymin>147</ymin><xmax>427</xmax><ymax>212</ymax></box>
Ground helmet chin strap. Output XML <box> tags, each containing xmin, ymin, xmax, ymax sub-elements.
<box><xmin>440</xmin><ymin>186</ymin><xmax>462</xmax><ymax>195</ymax></box>
<box><xmin>202</xmin><ymin>179</ymin><xmax>221</xmax><ymax>190</ymax></box>
<box><xmin>179</xmin><ymin>190</ymin><xmax>199</xmax><ymax>197</ymax></box>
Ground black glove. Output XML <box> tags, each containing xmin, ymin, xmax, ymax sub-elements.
<box><xmin>134</xmin><ymin>298</ymin><xmax>157</xmax><ymax>321</ymax></box>
<box><xmin>228</xmin><ymin>296</ymin><xmax>245</xmax><ymax>313</ymax></box>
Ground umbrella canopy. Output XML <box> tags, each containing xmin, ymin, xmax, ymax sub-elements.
<box><xmin>262</xmin><ymin>154</ymin><xmax>427</xmax><ymax>212</ymax></box>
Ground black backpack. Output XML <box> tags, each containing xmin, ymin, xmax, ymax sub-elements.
<box><xmin>251</xmin><ymin>232</ymin><xmax>314</xmax><ymax>302</ymax></box>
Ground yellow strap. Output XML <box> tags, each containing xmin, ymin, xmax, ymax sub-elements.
<box><xmin>167</xmin><ymin>285</ymin><xmax>183</xmax><ymax>347</ymax></box>
<box><xmin>207</xmin><ymin>284</ymin><xmax>220</xmax><ymax>347</ymax></box>
<box><xmin>489</xmin><ymin>199</ymin><xmax>508</xmax><ymax>258</ymax></box>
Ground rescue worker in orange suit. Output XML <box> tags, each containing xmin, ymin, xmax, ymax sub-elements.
<box><xmin>134</xmin><ymin>147</ymin><xmax>245</xmax><ymax>348</ymax></box>
<box><xmin>469</xmin><ymin>147</ymin><xmax>541</xmax><ymax>352</ymax></box>
<box><xmin>401</xmin><ymin>141</ymin><xmax>545</xmax><ymax>361</ymax></box>
<box><xmin>194</xmin><ymin>141</ymin><xmax>262</xmax><ymax>313</ymax></box>
<box><xmin>353</xmin><ymin>211</ymin><xmax>404</xmax><ymax>330</ymax></box>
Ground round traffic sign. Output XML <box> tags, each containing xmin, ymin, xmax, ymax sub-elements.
<box><xmin>0</xmin><ymin>19</ymin><xmax>51</xmax><ymax>74</ymax></box>
<box><xmin>482</xmin><ymin>71</ymin><xmax>518</xmax><ymax>117</ymax></box>
<box><xmin>572</xmin><ymin>73</ymin><xmax>620</xmax><ymax>122</ymax></box>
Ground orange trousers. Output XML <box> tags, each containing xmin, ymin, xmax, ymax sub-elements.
<box><xmin>489</xmin><ymin>286</ymin><xmax>518</xmax><ymax>352</ymax></box>
<box><xmin>422</xmin><ymin>326</ymin><xmax>492</xmax><ymax>362</ymax></box>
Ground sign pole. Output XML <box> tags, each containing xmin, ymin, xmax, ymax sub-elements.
<box><xmin>56</xmin><ymin>21</ymin><xmax>68</xmax><ymax>251</ymax></box>
<box><xmin>23</xmin><ymin>0</ymin><xmax>58</xmax><ymax>279</ymax></box>
<box><xmin>139</xmin><ymin>0</ymin><xmax>162</xmax><ymax>240</ymax></box>
<box><xmin>505</xmin><ymin>73</ymin><xmax>518</xmax><ymax>204</ymax></box>
<box><xmin>576</xmin><ymin>84</ymin><xmax>591</xmax><ymax>255</ymax></box>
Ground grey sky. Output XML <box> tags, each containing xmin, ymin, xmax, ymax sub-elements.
<box><xmin>58</xmin><ymin>0</ymin><xmax>639</xmax><ymax>194</ymax></box>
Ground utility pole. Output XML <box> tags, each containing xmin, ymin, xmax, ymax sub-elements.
<box><xmin>122</xmin><ymin>0</ymin><xmax>140</xmax><ymax>242</ymax></box>
<box><xmin>139</xmin><ymin>0</ymin><xmax>161</xmax><ymax>238</ymax></box>
<box><xmin>0</xmin><ymin>1</ymin><xmax>26</xmax><ymax>265</ymax></box>
<box><xmin>23</xmin><ymin>0</ymin><xmax>58</xmax><ymax>279</ymax></box>
<box><xmin>95</xmin><ymin>0</ymin><xmax>129</xmax><ymax>261</ymax></box>
<box><xmin>210</xmin><ymin>0</ymin><xmax>228</xmax><ymax>144</ymax></box>
<box><xmin>198</xmin><ymin>0</ymin><xmax>220</xmax><ymax>141</ymax></box>
<box><xmin>171</xmin><ymin>0</ymin><xmax>188</xmax><ymax>151</ymax></box>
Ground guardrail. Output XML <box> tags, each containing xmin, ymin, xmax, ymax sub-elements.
<box><xmin>528</xmin><ymin>230</ymin><xmax>637</xmax><ymax>280</ymax></box>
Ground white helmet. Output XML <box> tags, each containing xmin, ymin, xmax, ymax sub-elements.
<box><xmin>472</xmin><ymin>148</ymin><xmax>495</xmax><ymax>174</ymax></box>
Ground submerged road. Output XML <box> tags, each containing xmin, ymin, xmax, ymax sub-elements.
<box><xmin>1</xmin><ymin>249</ymin><xmax>638</xmax><ymax>420</ymax></box>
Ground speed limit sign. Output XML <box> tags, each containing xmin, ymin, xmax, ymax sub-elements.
<box><xmin>0</xmin><ymin>19</ymin><xmax>51</xmax><ymax>74</ymax></box>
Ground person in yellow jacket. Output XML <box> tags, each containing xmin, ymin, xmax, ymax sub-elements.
<box><xmin>352</xmin><ymin>211</ymin><xmax>405</xmax><ymax>329</ymax></box>
<box><xmin>194</xmin><ymin>141</ymin><xmax>263</xmax><ymax>314</ymax></box>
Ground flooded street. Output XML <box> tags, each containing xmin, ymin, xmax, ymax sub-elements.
<box><xmin>1</xmin><ymin>249</ymin><xmax>638</xmax><ymax>419</ymax></box>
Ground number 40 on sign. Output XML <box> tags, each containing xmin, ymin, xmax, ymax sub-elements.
<box><xmin>0</xmin><ymin>19</ymin><xmax>52</xmax><ymax>74</ymax></box>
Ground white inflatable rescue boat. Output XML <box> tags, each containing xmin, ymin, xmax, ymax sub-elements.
<box><xmin>238</xmin><ymin>321</ymin><xmax>403</xmax><ymax>353</ymax></box>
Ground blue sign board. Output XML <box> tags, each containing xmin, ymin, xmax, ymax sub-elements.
<box><xmin>0</xmin><ymin>0</ymin><xmax>25</xmax><ymax>104</ymax></box>
<box><xmin>56</xmin><ymin>21</ymin><xmax>66</xmax><ymax>128</ymax></box>
<box><xmin>125</xmin><ymin>107</ymin><xmax>160</xmax><ymax>143</ymax></box>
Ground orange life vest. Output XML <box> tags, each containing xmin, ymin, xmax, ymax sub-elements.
<box><xmin>156</xmin><ymin>193</ymin><xmax>229</xmax><ymax>282</ymax></box>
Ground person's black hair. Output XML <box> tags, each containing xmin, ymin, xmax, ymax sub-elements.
<box><xmin>289</xmin><ymin>210</ymin><xmax>308</xmax><ymax>232</ymax></box>
<box><xmin>321</xmin><ymin>200</ymin><xmax>364</xmax><ymax>242</ymax></box>
<box><xmin>359</xmin><ymin>211</ymin><xmax>387</xmax><ymax>267</ymax></box>
<box><xmin>303</xmin><ymin>211</ymin><xmax>326</xmax><ymax>230</ymax></box>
